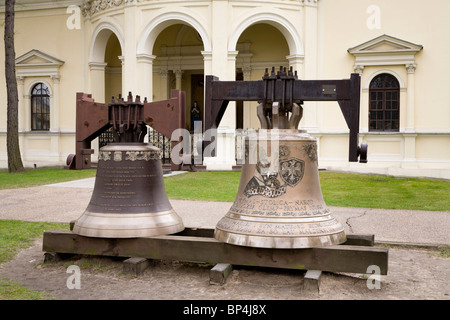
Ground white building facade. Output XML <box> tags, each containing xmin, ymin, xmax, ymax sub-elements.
<box><xmin>1</xmin><ymin>0</ymin><xmax>449</xmax><ymax>179</ymax></box>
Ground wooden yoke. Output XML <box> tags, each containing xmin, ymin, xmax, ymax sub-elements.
<box><xmin>204</xmin><ymin>67</ymin><xmax>367</xmax><ymax>163</ymax></box>
<box><xmin>68</xmin><ymin>90</ymin><xmax>186</xmax><ymax>170</ymax></box>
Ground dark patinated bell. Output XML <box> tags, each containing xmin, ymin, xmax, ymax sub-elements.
<box><xmin>73</xmin><ymin>142</ymin><xmax>184</xmax><ymax>238</ymax></box>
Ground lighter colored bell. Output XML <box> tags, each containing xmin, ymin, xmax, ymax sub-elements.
<box><xmin>73</xmin><ymin>143</ymin><xmax>184</xmax><ymax>238</ymax></box>
<box><xmin>214</xmin><ymin>128</ymin><xmax>346</xmax><ymax>248</ymax></box>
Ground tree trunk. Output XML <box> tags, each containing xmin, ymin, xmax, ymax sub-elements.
<box><xmin>4</xmin><ymin>0</ymin><xmax>24</xmax><ymax>172</ymax></box>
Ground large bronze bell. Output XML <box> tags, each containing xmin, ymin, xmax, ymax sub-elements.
<box><xmin>73</xmin><ymin>143</ymin><xmax>184</xmax><ymax>238</ymax></box>
<box><xmin>72</xmin><ymin>93</ymin><xmax>184</xmax><ymax>238</ymax></box>
<box><xmin>214</xmin><ymin>102</ymin><xmax>346</xmax><ymax>248</ymax></box>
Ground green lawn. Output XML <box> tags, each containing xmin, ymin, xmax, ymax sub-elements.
<box><xmin>0</xmin><ymin>220</ymin><xmax>67</xmax><ymax>264</ymax></box>
<box><xmin>164</xmin><ymin>171</ymin><xmax>241</xmax><ymax>202</ymax></box>
<box><xmin>0</xmin><ymin>167</ymin><xmax>96</xmax><ymax>190</ymax></box>
<box><xmin>0</xmin><ymin>278</ymin><xmax>54</xmax><ymax>300</ymax></box>
<box><xmin>0</xmin><ymin>220</ymin><xmax>67</xmax><ymax>300</ymax></box>
<box><xmin>164</xmin><ymin>171</ymin><xmax>450</xmax><ymax>212</ymax></box>
<box><xmin>319</xmin><ymin>172</ymin><xmax>450</xmax><ymax>211</ymax></box>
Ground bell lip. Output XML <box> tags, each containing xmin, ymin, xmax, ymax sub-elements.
<box><xmin>214</xmin><ymin>228</ymin><xmax>346</xmax><ymax>249</ymax></box>
<box><xmin>72</xmin><ymin>210</ymin><xmax>185</xmax><ymax>238</ymax></box>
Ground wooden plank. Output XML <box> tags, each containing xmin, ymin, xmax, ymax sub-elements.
<box><xmin>42</xmin><ymin>230</ymin><xmax>388</xmax><ymax>275</ymax></box>
<box><xmin>174</xmin><ymin>227</ymin><xmax>215</xmax><ymax>238</ymax></box>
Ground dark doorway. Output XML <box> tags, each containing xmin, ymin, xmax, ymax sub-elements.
<box><xmin>190</xmin><ymin>74</ymin><xmax>204</xmax><ymax>132</ymax></box>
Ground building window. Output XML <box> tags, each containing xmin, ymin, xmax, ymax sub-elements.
<box><xmin>369</xmin><ymin>73</ymin><xmax>400</xmax><ymax>132</ymax></box>
<box><xmin>31</xmin><ymin>82</ymin><xmax>50</xmax><ymax>130</ymax></box>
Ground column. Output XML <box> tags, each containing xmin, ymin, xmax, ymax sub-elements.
<box><xmin>175</xmin><ymin>69</ymin><xmax>183</xmax><ymax>90</ymax></box>
<box><xmin>205</xmin><ymin>0</ymin><xmax>236</xmax><ymax>169</ymax></box>
<box><xmin>17</xmin><ymin>76</ymin><xmax>25</xmax><ymax>131</ymax></box>
<box><xmin>402</xmin><ymin>63</ymin><xmax>417</xmax><ymax>168</ymax></box>
<box><xmin>136</xmin><ymin>54</ymin><xmax>155</xmax><ymax>102</ymax></box>
<box><xmin>221</xmin><ymin>51</ymin><xmax>238</xmax><ymax>131</ymax></box>
<box><xmin>122</xmin><ymin>4</ymin><xmax>138</xmax><ymax>94</ymax></box>
<box><xmin>405</xmin><ymin>64</ymin><xmax>416</xmax><ymax>132</ymax></box>
<box><xmin>118</xmin><ymin>55</ymin><xmax>125</xmax><ymax>95</ymax></box>
<box><xmin>287</xmin><ymin>54</ymin><xmax>304</xmax><ymax>80</ymax></box>
<box><xmin>211</xmin><ymin>0</ymin><xmax>229</xmax><ymax>79</ymax></box>
<box><xmin>88</xmin><ymin>62</ymin><xmax>107</xmax><ymax>102</ymax></box>
<box><xmin>159</xmin><ymin>67</ymin><xmax>169</xmax><ymax>100</ymax></box>
<box><xmin>201</xmin><ymin>51</ymin><xmax>213</xmax><ymax>77</ymax></box>
<box><xmin>242</xmin><ymin>65</ymin><xmax>253</xmax><ymax>129</ymax></box>
<box><xmin>302</xmin><ymin>1</ymin><xmax>319</xmax><ymax>132</ymax></box>
<box><xmin>354</xmin><ymin>65</ymin><xmax>368</xmax><ymax>132</ymax></box>
<box><xmin>287</xmin><ymin>54</ymin><xmax>305</xmax><ymax>130</ymax></box>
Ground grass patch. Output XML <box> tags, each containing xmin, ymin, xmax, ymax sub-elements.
<box><xmin>0</xmin><ymin>220</ymin><xmax>67</xmax><ymax>264</ymax></box>
<box><xmin>0</xmin><ymin>167</ymin><xmax>96</xmax><ymax>190</ymax></box>
<box><xmin>0</xmin><ymin>279</ymin><xmax>54</xmax><ymax>300</ymax></box>
<box><xmin>163</xmin><ymin>171</ymin><xmax>450</xmax><ymax>211</ymax></box>
<box><xmin>437</xmin><ymin>245</ymin><xmax>450</xmax><ymax>258</ymax></box>
<box><xmin>319</xmin><ymin>172</ymin><xmax>450</xmax><ymax>211</ymax></box>
<box><xmin>0</xmin><ymin>220</ymin><xmax>67</xmax><ymax>300</ymax></box>
<box><xmin>164</xmin><ymin>171</ymin><xmax>241</xmax><ymax>202</ymax></box>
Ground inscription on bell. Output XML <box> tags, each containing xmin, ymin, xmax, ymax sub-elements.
<box><xmin>99</xmin><ymin>150</ymin><xmax>161</xmax><ymax>162</ymax></box>
<box><xmin>216</xmin><ymin>218</ymin><xmax>344</xmax><ymax>236</ymax></box>
<box><xmin>230</xmin><ymin>197</ymin><xmax>329</xmax><ymax>217</ymax></box>
<box><xmin>87</xmin><ymin>156</ymin><xmax>165</xmax><ymax>214</ymax></box>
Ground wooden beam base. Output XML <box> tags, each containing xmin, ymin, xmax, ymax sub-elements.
<box><xmin>42</xmin><ymin>228</ymin><xmax>388</xmax><ymax>275</ymax></box>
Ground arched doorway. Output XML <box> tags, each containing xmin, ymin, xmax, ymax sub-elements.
<box><xmin>235</xmin><ymin>23</ymin><xmax>290</xmax><ymax>130</ymax></box>
<box><xmin>152</xmin><ymin>23</ymin><xmax>205</xmax><ymax>131</ymax></box>
<box><xmin>89</xmin><ymin>25</ymin><xmax>123</xmax><ymax>150</ymax></box>
<box><xmin>89</xmin><ymin>23</ymin><xmax>124</xmax><ymax>103</ymax></box>
<box><xmin>104</xmin><ymin>34</ymin><xmax>122</xmax><ymax>103</ymax></box>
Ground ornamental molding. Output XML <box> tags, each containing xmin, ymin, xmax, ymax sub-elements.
<box><xmin>81</xmin><ymin>0</ymin><xmax>144</xmax><ymax>17</ymax></box>
<box><xmin>348</xmin><ymin>34</ymin><xmax>423</xmax><ymax>69</ymax></box>
<box><xmin>81</xmin><ymin>0</ymin><xmax>314</xmax><ymax>17</ymax></box>
<box><xmin>15</xmin><ymin>49</ymin><xmax>65</xmax><ymax>78</ymax></box>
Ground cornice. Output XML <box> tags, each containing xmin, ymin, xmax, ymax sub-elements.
<box><xmin>81</xmin><ymin>0</ymin><xmax>315</xmax><ymax>17</ymax></box>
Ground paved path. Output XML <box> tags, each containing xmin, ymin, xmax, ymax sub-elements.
<box><xmin>0</xmin><ymin>176</ymin><xmax>449</xmax><ymax>246</ymax></box>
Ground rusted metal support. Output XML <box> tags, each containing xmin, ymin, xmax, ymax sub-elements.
<box><xmin>68</xmin><ymin>90</ymin><xmax>185</xmax><ymax>170</ymax></box>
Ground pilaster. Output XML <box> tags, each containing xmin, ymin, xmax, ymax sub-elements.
<box><xmin>136</xmin><ymin>54</ymin><xmax>156</xmax><ymax>102</ymax></box>
<box><xmin>50</xmin><ymin>75</ymin><xmax>60</xmax><ymax>132</ymax></box>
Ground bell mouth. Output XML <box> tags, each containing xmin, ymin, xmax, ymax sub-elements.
<box><xmin>214</xmin><ymin>213</ymin><xmax>346</xmax><ymax>249</ymax></box>
<box><xmin>73</xmin><ymin>210</ymin><xmax>184</xmax><ymax>238</ymax></box>
<box><xmin>214</xmin><ymin>228</ymin><xmax>346</xmax><ymax>249</ymax></box>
